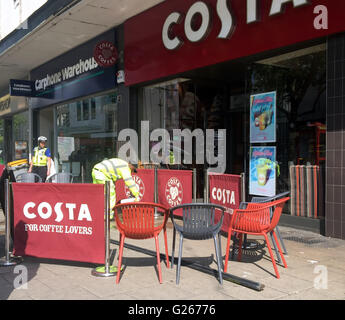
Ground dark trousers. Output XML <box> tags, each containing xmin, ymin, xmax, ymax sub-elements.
<box><xmin>32</xmin><ymin>166</ymin><xmax>48</xmax><ymax>182</ymax></box>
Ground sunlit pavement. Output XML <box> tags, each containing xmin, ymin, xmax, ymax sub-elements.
<box><xmin>1</xmin><ymin>213</ymin><xmax>344</xmax><ymax>300</ymax></box>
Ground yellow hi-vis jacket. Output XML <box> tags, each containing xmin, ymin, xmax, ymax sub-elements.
<box><xmin>93</xmin><ymin>158</ymin><xmax>139</xmax><ymax>198</ymax></box>
<box><xmin>32</xmin><ymin>147</ymin><xmax>49</xmax><ymax>166</ymax></box>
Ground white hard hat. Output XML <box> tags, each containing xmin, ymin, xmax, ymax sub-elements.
<box><xmin>38</xmin><ymin>136</ymin><xmax>47</xmax><ymax>142</ymax></box>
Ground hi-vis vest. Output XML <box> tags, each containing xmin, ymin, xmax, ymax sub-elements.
<box><xmin>32</xmin><ymin>147</ymin><xmax>48</xmax><ymax>166</ymax></box>
<box><xmin>94</xmin><ymin>158</ymin><xmax>139</xmax><ymax>198</ymax></box>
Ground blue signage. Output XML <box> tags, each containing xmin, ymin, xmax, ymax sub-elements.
<box><xmin>30</xmin><ymin>29</ymin><xmax>117</xmax><ymax>109</ymax></box>
<box><xmin>10</xmin><ymin>79</ymin><xmax>35</xmax><ymax>97</ymax></box>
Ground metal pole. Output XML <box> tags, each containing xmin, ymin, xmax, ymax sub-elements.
<box><xmin>0</xmin><ymin>179</ymin><xmax>23</xmax><ymax>267</ymax></box>
<box><xmin>241</xmin><ymin>172</ymin><xmax>246</xmax><ymax>203</ymax></box>
<box><xmin>193</xmin><ymin>168</ymin><xmax>197</xmax><ymax>203</ymax></box>
<box><xmin>154</xmin><ymin>167</ymin><xmax>158</xmax><ymax>204</ymax></box>
<box><xmin>204</xmin><ymin>169</ymin><xmax>209</xmax><ymax>203</ymax></box>
<box><xmin>154</xmin><ymin>167</ymin><xmax>159</xmax><ymax>218</ymax></box>
<box><xmin>91</xmin><ymin>181</ymin><xmax>116</xmax><ymax>277</ymax></box>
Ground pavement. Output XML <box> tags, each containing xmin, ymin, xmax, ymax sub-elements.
<box><xmin>1</xmin><ymin>211</ymin><xmax>345</xmax><ymax>301</ymax></box>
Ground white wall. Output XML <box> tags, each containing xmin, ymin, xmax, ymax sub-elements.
<box><xmin>0</xmin><ymin>0</ymin><xmax>48</xmax><ymax>40</ymax></box>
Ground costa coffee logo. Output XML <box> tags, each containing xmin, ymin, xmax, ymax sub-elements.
<box><xmin>94</xmin><ymin>40</ymin><xmax>118</xmax><ymax>67</ymax></box>
<box><xmin>125</xmin><ymin>175</ymin><xmax>145</xmax><ymax>200</ymax></box>
<box><xmin>211</xmin><ymin>187</ymin><xmax>236</xmax><ymax>205</ymax></box>
<box><xmin>162</xmin><ymin>0</ymin><xmax>311</xmax><ymax>50</ymax></box>
<box><xmin>165</xmin><ymin>177</ymin><xmax>183</xmax><ymax>207</ymax></box>
<box><xmin>23</xmin><ymin>201</ymin><xmax>92</xmax><ymax>222</ymax></box>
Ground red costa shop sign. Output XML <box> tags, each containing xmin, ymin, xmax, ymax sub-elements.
<box><xmin>209</xmin><ymin>173</ymin><xmax>242</xmax><ymax>233</ymax></box>
<box><xmin>12</xmin><ymin>183</ymin><xmax>105</xmax><ymax>264</ymax></box>
<box><xmin>94</xmin><ymin>40</ymin><xmax>118</xmax><ymax>67</ymax></box>
<box><xmin>115</xmin><ymin>169</ymin><xmax>155</xmax><ymax>204</ymax></box>
<box><xmin>124</xmin><ymin>0</ymin><xmax>345</xmax><ymax>85</ymax></box>
<box><xmin>158</xmin><ymin>170</ymin><xmax>193</xmax><ymax>213</ymax></box>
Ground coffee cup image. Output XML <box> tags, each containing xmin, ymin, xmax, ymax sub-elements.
<box><xmin>258</xmin><ymin>113</ymin><xmax>267</xmax><ymax>130</ymax></box>
<box><xmin>255</xmin><ymin>158</ymin><xmax>275</xmax><ymax>186</ymax></box>
<box><xmin>256</xmin><ymin>164</ymin><xmax>271</xmax><ymax>186</ymax></box>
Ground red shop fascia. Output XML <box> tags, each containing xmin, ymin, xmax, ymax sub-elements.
<box><xmin>124</xmin><ymin>0</ymin><xmax>345</xmax><ymax>86</ymax></box>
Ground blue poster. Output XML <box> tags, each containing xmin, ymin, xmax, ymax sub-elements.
<box><xmin>250</xmin><ymin>91</ymin><xmax>276</xmax><ymax>143</ymax></box>
<box><xmin>249</xmin><ymin>146</ymin><xmax>277</xmax><ymax>197</ymax></box>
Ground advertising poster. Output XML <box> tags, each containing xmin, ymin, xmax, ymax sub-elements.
<box><xmin>15</xmin><ymin>141</ymin><xmax>28</xmax><ymax>160</ymax></box>
<box><xmin>250</xmin><ymin>91</ymin><xmax>276</xmax><ymax>143</ymax></box>
<box><xmin>249</xmin><ymin>146</ymin><xmax>276</xmax><ymax>197</ymax></box>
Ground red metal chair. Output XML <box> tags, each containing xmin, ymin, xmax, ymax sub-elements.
<box><xmin>114</xmin><ymin>202</ymin><xmax>170</xmax><ymax>284</ymax></box>
<box><xmin>224</xmin><ymin>197</ymin><xmax>290</xmax><ymax>279</ymax></box>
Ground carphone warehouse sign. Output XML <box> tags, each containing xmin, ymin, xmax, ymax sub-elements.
<box><xmin>30</xmin><ymin>29</ymin><xmax>117</xmax><ymax>109</ymax></box>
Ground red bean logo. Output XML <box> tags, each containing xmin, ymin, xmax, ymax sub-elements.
<box><xmin>165</xmin><ymin>177</ymin><xmax>183</xmax><ymax>207</ymax></box>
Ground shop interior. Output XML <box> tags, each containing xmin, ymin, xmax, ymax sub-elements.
<box><xmin>139</xmin><ymin>42</ymin><xmax>326</xmax><ymax>206</ymax></box>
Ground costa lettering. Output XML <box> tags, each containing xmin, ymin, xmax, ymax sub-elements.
<box><xmin>162</xmin><ymin>0</ymin><xmax>310</xmax><ymax>50</ymax></box>
<box><xmin>211</xmin><ymin>187</ymin><xmax>236</xmax><ymax>205</ymax></box>
<box><xmin>23</xmin><ymin>202</ymin><xmax>92</xmax><ymax>222</ymax></box>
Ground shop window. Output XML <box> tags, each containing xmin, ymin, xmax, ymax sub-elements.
<box><xmin>91</xmin><ymin>98</ymin><xmax>96</xmax><ymax>120</ymax></box>
<box><xmin>82</xmin><ymin>100</ymin><xmax>89</xmax><ymax>121</ymax></box>
<box><xmin>249</xmin><ymin>43</ymin><xmax>326</xmax><ymax>198</ymax></box>
<box><xmin>77</xmin><ymin>102</ymin><xmax>82</xmax><ymax>121</ymax></box>
<box><xmin>56</xmin><ymin>91</ymin><xmax>118</xmax><ymax>183</ymax></box>
<box><xmin>13</xmin><ymin>111</ymin><xmax>29</xmax><ymax>161</ymax></box>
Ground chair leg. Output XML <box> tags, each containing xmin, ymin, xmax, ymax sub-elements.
<box><xmin>224</xmin><ymin>228</ymin><xmax>232</xmax><ymax>273</ymax></box>
<box><xmin>163</xmin><ymin>227</ymin><xmax>170</xmax><ymax>268</ymax></box>
<box><xmin>213</xmin><ymin>234</ymin><xmax>223</xmax><ymax>285</ymax></box>
<box><xmin>154</xmin><ymin>235</ymin><xmax>163</xmax><ymax>284</ymax></box>
<box><xmin>272</xmin><ymin>230</ymin><xmax>287</xmax><ymax>269</ymax></box>
<box><xmin>171</xmin><ymin>227</ymin><xmax>176</xmax><ymax>269</ymax></box>
<box><xmin>237</xmin><ymin>233</ymin><xmax>243</xmax><ymax>262</ymax></box>
<box><xmin>275</xmin><ymin>226</ymin><xmax>288</xmax><ymax>255</ymax></box>
<box><xmin>176</xmin><ymin>234</ymin><xmax>184</xmax><ymax>285</ymax></box>
<box><xmin>218</xmin><ymin>233</ymin><xmax>223</xmax><ymax>270</ymax></box>
<box><xmin>263</xmin><ymin>233</ymin><xmax>280</xmax><ymax>279</ymax></box>
<box><xmin>116</xmin><ymin>234</ymin><xmax>125</xmax><ymax>284</ymax></box>
<box><xmin>270</xmin><ymin>231</ymin><xmax>282</xmax><ymax>264</ymax></box>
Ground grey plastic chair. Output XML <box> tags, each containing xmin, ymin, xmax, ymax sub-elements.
<box><xmin>233</xmin><ymin>191</ymin><xmax>289</xmax><ymax>264</ymax></box>
<box><xmin>46</xmin><ymin>172</ymin><xmax>74</xmax><ymax>183</ymax></box>
<box><xmin>15</xmin><ymin>172</ymin><xmax>42</xmax><ymax>183</ymax></box>
<box><xmin>170</xmin><ymin>203</ymin><xmax>226</xmax><ymax>285</ymax></box>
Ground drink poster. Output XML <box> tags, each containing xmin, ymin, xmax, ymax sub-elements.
<box><xmin>250</xmin><ymin>91</ymin><xmax>276</xmax><ymax>143</ymax></box>
<box><xmin>249</xmin><ymin>146</ymin><xmax>277</xmax><ymax>197</ymax></box>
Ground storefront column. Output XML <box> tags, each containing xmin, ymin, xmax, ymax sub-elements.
<box><xmin>326</xmin><ymin>33</ymin><xmax>345</xmax><ymax>240</ymax></box>
<box><xmin>28</xmin><ymin>98</ymin><xmax>33</xmax><ymax>162</ymax></box>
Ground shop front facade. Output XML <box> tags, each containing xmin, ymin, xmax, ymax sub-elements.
<box><xmin>0</xmin><ymin>93</ymin><xmax>29</xmax><ymax>164</ymax></box>
<box><xmin>29</xmin><ymin>27</ymin><xmax>130</xmax><ymax>183</ymax></box>
<box><xmin>124</xmin><ymin>0</ymin><xmax>345</xmax><ymax>239</ymax></box>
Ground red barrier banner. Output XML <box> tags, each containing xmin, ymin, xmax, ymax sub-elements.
<box><xmin>158</xmin><ymin>170</ymin><xmax>193</xmax><ymax>214</ymax></box>
<box><xmin>0</xmin><ymin>165</ymin><xmax>5</xmax><ymax>177</ymax></box>
<box><xmin>12</xmin><ymin>183</ymin><xmax>105</xmax><ymax>264</ymax></box>
<box><xmin>209</xmin><ymin>173</ymin><xmax>242</xmax><ymax>233</ymax></box>
<box><xmin>115</xmin><ymin>169</ymin><xmax>155</xmax><ymax>203</ymax></box>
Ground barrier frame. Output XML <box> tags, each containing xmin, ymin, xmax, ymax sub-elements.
<box><xmin>0</xmin><ymin>179</ymin><xmax>23</xmax><ymax>267</ymax></box>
